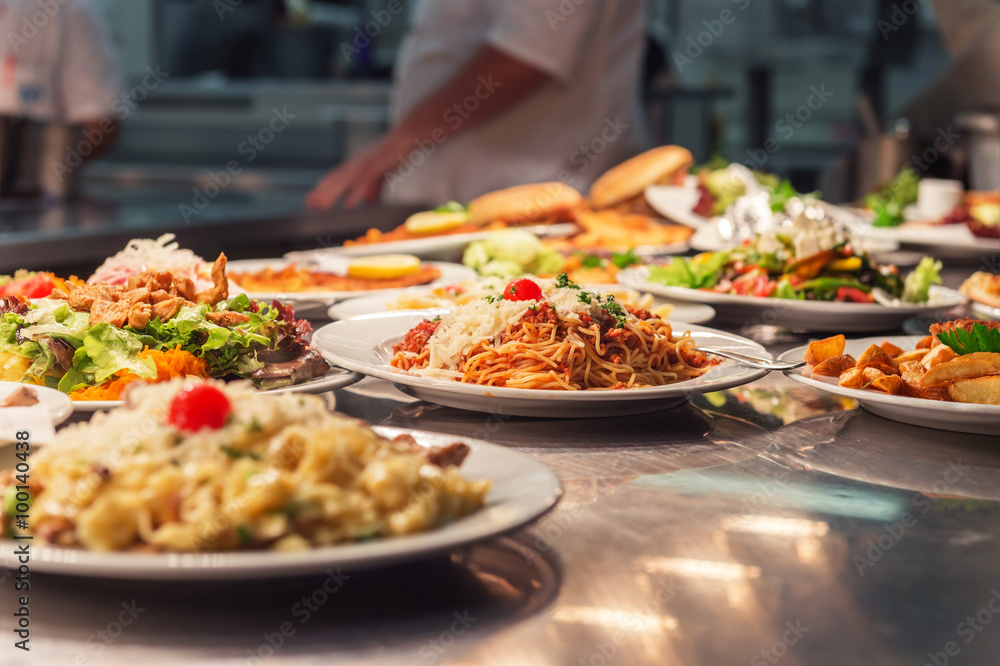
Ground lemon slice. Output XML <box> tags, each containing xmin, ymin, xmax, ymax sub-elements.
<box><xmin>971</xmin><ymin>202</ymin><xmax>1000</xmax><ymax>225</ymax></box>
<box><xmin>347</xmin><ymin>254</ymin><xmax>422</xmax><ymax>280</ymax></box>
<box><xmin>404</xmin><ymin>210</ymin><xmax>469</xmax><ymax>236</ymax></box>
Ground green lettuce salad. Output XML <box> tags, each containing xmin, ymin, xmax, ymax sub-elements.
<box><xmin>0</xmin><ymin>294</ymin><xmax>328</xmax><ymax>395</ymax></box>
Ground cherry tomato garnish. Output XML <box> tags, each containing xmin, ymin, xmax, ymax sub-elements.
<box><xmin>503</xmin><ymin>278</ymin><xmax>542</xmax><ymax>302</ymax></box>
<box><xmin>0</xmin><ymin>274</ymin><xmax>54</xmax><ymax>299</ymax></box>
<box><xmin>167</xmin><ymin>383</ymin><xmax>233</xmax><ymax>433</ymax></box>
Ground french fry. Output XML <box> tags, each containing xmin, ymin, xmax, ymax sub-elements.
<box><xmin>948</xmin><ymin>376</ymin><xmax>1000</xmax><ymax>405</ymax></box>
<box><xmin>916</xmin><ymin>335</ymin><xmax>935</xmax><ymax>350</ymax></box>
<box><xmin>804</xmin><ymin>334</ymin><xmax>846</xmax><ymax>366</ymax></box>
<box><xmin>838</xmin><ymin>367</ymin><xmax>866</xmax><ymax>389</ymax></box>
<box><xmin>922</xmin><ymin>344</ymin><xmax>959</xmax><ymax>370</ymax></box>
<box><xmin>919</xmin><ymin>353</ymin><xmax>1000</xmax><ymax>387</ymax></box>
<box><xmin>872</xmin><ymin>375</ymin><xmax>904</xmax><ymax>394</ymax></box>
<box><xmin>880</xmin><ymin>340</ymin><xmax>904</xmax><ymax>358</ymax></box>
<box><xmin>812</xmin><ymin>354</ymin><xmax>857</xmax><ymax>377</ymax></box>
<box><xmin>857</xmin><ymin>344</ymin><xmax>895</xmax><ymax>369</ymax></box>
<box><xmin>893</xmin><ymin>349</ymin><xmax>929</xmax><ymax>365</ymax></box>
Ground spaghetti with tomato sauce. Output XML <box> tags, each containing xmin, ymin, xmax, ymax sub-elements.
<box><xmin>390</xmin><ymin>277</ymin><xmax>717</xmax><ymax>390</ymax></box>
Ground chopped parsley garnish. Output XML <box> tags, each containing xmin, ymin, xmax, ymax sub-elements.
<box><xmin>581</xmin><ymin>254</ymin><xmax>604</xmax><ymax>269</ymax></box>
<box><xmin>577</xmin><ymin>291</ymin><xmax>593</xmax><ymax>305</ymax></box>
<box><xmin>484</xmin><ymin>295</ymin><xmax>501</xmax><ymax>304</ymax></box>
<box><xmin>936</xmin><ymin>323</ymin><xmax>1000</xmax><ymax>355</ymax></box>
<box><xmin>247</xmin><ymin>417</ymin><xmax>263</xmax><ymax>433</ymax></box>
<box><xmin>432</xmin><ymin>315</ymin><xmax>441</xmax><ymax>322</ymax></box>
<box><xmin>602</xmin><ymin>295</ymin><xmax>628</xmax><ymax>328</ymax></box>
<box><xmin>220</xmin><ymin>445</ymin><xmax>261</xmax><ymax>460</ymax></box>
<box><xmin>555</xmin><ymin>273</ymin><xmax>581</xmax><ymax>290</ymax></box>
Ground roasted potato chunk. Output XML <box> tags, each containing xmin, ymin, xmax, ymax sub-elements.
<box><xmin>869</xmin><ymin>363</ymin><xmax>900</xmax><ymax>376</ymax></box>
<box><xmin>948</xmin><ymin>376</ymin><xmax>1000</xmax><ymax>405</ymax></box>
<box><xmin>880</xmin><ymin>340</ymin><xmax>904</xmax><ymax>357</ymax></box>
<box><xmin>812</xmin><ymin>354</ymin><xmax>857</xmax><ymax>377</ymax></box>
<box><xmin>857</xmin><ymin>344</ymin><xmax>895</xmax><ymax>369</ymax></box>
<box><xmin>898</xmin><ymin>360</ymin><xmax>949</xmax><ymax>400</ymax></box>
<box><xmin>871</xmin><ymin>375</ymin><xmax>904</xmax><ymax>394</ymax></box>
<box><xmin>916</xmin><ymin>335</ymin><xmax>935</xmax><ymax>350</ymax></box>
<box><xmin>804</xmin><ymin>334</ymin><xmax>846</xmax><ymax>366</ymax></box>
<box><xmin>838</xmin><ymin>367</ymin><xmax>866</xmax><ymax>389</ymax></box>
<box><xmin>922</xmin><ymin>344</ymin><xmax>959</xmax><ymax>370</ymax></box>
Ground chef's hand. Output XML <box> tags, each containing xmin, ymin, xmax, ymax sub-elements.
<box><xmin>306</xmin><ymin>130</ymin><xmax>410</xmax><ymax>210</ymax></box>
<box><xmin>306</xmin><ymin>47</ymin><xmax>550</xmax><ymax>211</ymax></box>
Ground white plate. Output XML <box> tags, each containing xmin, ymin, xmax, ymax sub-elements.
<box><xmin>618</xmin><ymin>266</ymin><xmax>967</xmax><ymax>332</ymax></box>
<box><xmin>286</xmin><ymin>223</ymin><xmax>579</xmax><ymax>261</ymax></box>
<box><xmin>227</xmin><ymin>258</ymin><xmax>478</xmax><ymax>308</ymax></box>
<box><xmin>780</xmin><ymin>336</ymin><xmax>1000</xmax><ymax>436</ymax></box>
<box><xmin>972</xmin><ymin>301</ymin><xmax>1000</xmax><ymax>321</ymax></box>
<box><xmin>312</xmin><ymin>313</ymin><xmax>768</xmax><ymax>418</ymax></box>
<box><xmin>853</xmin><ymin>222</ymin><xmax>998</xmax><ymax>258</ymax></box>
<box><xmin>0</xmin><ymin>426</ymin><xmax>561</xmax><ymax>579</ymax></box>
<box><xmin>644</xmin><ymin>177</ymin><xmax>710</xmax><ymax>229</ymax></box>
<box><xmin>0</xmin><ymin>382</ymin><xmax>73</xmax><ymax>424</ymax></box>
<box><xmin>327</xmin><ymin>285</ymin><xmax>717</xmax><ymax>325</ymax></box>
<box><xmin>69</xmin><ymin>366</ymin><xmax>362</xmax><ymax>412</ymax></box>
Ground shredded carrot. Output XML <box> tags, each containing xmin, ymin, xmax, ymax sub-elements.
<box><xmin>69</xmin><ymin>347</ymin><xmax>210</xmax><ymax>401</ymax></box>
<box><xmin>50</xmin><ymin>274</ymin><xmax>85</xmax><ymax>293</ymax></box>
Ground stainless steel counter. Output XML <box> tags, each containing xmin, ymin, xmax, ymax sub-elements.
<box><xmin>2</xmin><ymin>268</ymin><xmax>999</xmax><ymax>666</ymax></box>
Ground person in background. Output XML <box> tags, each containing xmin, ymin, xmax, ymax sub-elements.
<box><xmin>0</xmin><ymin>0</ymin><xmax>122</xmax><ymax>198</ymax></box>
<box><xmin>307</xmin><ymin>0</ymin><xmax>647</xmax><ymax>209</ymax></box>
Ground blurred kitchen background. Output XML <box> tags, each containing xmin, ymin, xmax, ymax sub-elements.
<box><xmin>84</xmin><ymin>0</ymin><xmax>990</xmax><ymax>192</ymax></box>
<box><xmin>2</xmin><ymin>0</ymin><xmax>998</xmax><ymax>271</ymax></box>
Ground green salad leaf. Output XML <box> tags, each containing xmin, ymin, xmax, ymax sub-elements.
<box><xmin>433</xmin><ymin>201</ymin><xmax>467</xmax><ymax>213</ymax></box>
<box><xmin>611</xmin><ymin>248</ymin><xmax>640</xmax><ymax>269</ymax></box>
<box><xmin>773</xmin><ymin>279</ymin><xmax>804</xmax><ymax>300</ymax></box>
<box><xmin>901</xmin><ymin>256</ymin><xmax>942</xmax><ymax>304</ymax></box>
<box><xmin>81</xmin><ymin>323</ymin><xmax>157</xmax><ymax>383</ymax></box>
<box><xmin>647</xmin><ymin>253</ymin><xmax>730</xmax><ymax>290</ymax></box>
<box><xmin>865</xmin><ymin>167</ymin><xmax>919</xmax><ymax>227</ymax></box>
<box><xmin>463</xmin><ymin>229</ymin><xmax>565</xmax><ymax>278</ymax></box>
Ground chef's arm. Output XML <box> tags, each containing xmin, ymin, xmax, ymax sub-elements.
<box><xmin>306</xmin><ymin>45</ymin><xmax>551</xmax><ymax>210</ymax></box>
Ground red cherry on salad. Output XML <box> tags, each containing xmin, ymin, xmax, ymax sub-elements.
<box><xmin>503</xmin><ymin>278</ymin><xmax>543</xmax><ymax>302</ymax></box>
<box><xmin>167</xmin><ymin>383</ymin><xmax>232</xmax><ymax>433</ymax></box>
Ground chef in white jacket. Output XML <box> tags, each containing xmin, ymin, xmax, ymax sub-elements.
<box><xmin>307</xmin><ymin>0</ymin><xmax>647</xmax><ymax>209</ymax></box>
<box><xmin>0</xmin><ymin>0</ymin><xmax>121</xmax><ymax>197</ymax></box>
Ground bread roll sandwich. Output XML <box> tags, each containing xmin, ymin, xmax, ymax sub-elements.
<box><xmin>589</xmin><ymin>146</ymin><xmax>693</xmax><ymax>216</ymax></box>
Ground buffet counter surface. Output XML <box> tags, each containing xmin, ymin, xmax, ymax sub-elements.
<box><xmin>0</xmin><ymin>184</ymin><xmax>422</xmax><ymax>275</ymax></box>
<box><xmin>1</xmin><ymin>262</ymin><xmax>997</xmax><ymax>666</ymax></box>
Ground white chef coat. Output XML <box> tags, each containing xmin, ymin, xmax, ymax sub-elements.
<box><xmin>385</xmin><ymin>0</ymin><xmax>647</xmax><ymax>205</ymax></box>
<box><xmin>0</xmin><ymin>0</ymin><xmax>121</xmax><ymax>122</ymax></box>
